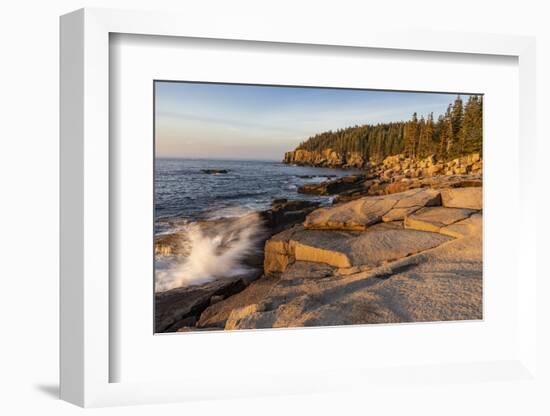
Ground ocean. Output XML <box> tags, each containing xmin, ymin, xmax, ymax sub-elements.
<box><xmin>154</xmin><ymin>158</ymin><xmax>357</xmax><ymax>291</ymax></box>
<box><xmin>155</xmin><ymin>158</ymin><xmax>356</xmax><ymax>235</ymax></box>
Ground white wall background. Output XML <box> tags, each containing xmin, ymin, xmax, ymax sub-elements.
<box><xmin>0</xmin><ymin>0</ymin><xmax>548</xmax><ymax>414</ymax></box>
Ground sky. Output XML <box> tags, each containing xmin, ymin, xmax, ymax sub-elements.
<box><xmin>155</xmin><ymin>81</ymin><xmax>467</xmax><ymax>161</ymax></box>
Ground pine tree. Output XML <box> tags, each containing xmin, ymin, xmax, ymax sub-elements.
<box><xmin>437</xmin><ymin>105</ymin><xmax>453</xmax><ymax>159</ymax></box>
<box><xmin>451</xmin><ymin>95</ymin><xmax>463</xmax><ymax>137</ymax></box>
<box><xmin>404</xmin><ymin>112</ymin><xmax>419</xmax><ymax>158</ymax></box>
<box><xmin>418</xmin><ymin>113</ymin><xmax>434</xmax><ymax>158</ymax></box>
<box><xmin>448</xmin><ymin>96</ymin><xmax>464</xmax><ymax>158</ymax></box>
<box><xmin>461</xmin><ymin>95</ymin><xmax>483</xmax><ymax>155</ymax></box>
<box><xmin>296</xmin><ymin>94</ymin><xmax>481</xmax><ymax>163</ymax></box>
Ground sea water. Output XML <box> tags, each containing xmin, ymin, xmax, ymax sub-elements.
<box><xmin>154</xmin><ymin>158</ymin><xmax>355</xmax><ymax>290</ymax></box>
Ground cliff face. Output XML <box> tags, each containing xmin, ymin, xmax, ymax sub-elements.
<box><xmin>283</xmin><ymin>148</ymin><xmax>365</xmax><ymax>169</ymax></box>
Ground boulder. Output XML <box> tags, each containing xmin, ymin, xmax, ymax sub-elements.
<box><xmin>393</xmin><ymin>188</ymin><xmax>441</xmax><ymax>208</ymax></box>
<box><xmin>197</xmin><ymin>277</ymin><xmax>278</xmax><ymax>328</ymax></box>
<box><xmin>382</xmin><ymin>181</ymin><xmax>418</xmax><ymax>194</ymax></box>
<box><xmin>155</xmin><ymin>277</ymin><xmax>247</xmax><ymax>332</ymax></box>
<box><xmin>296</xmin><ymin>174</ymin><xmax>337</xmax><ymax>179</ymax></box>
<box><xmin>264</xmin><ymin>224</ymin><xmax>452</xmax><ymax>272</ymax></box>
<box><xmin>471</xmin><ymin>161</ymin><xmax>482</xmax><ymax>173</ymax></box>
<box><xmin>404</xmin><ymin>207</ymin><xmax>476</xmax><ymax>233</ymax></box>
<box><xmin>333</xmin><ymin>187</ymin><xmax>372</xmax><ymax>203</ymax></box>
<box><xmin>225</xmin><ymin>304</ymin><xmax>265</xmax><ymax>330</ymax></box>
<box><xmin>367</xmin><ymin>180</ymin><xmax>390</xmax><ymax>195</ymax></box>
<box><xmin>260</xmin><ymin>199</ymin><xmax>320</xmax><ymax>234</ymax></box>
<box><xmin>297</xmin><ymin>175</ymin><xmax>366</xmax><ymax>195</ymax></box>
<box><xmin>263</xmin><ymin>225</ymin><xmax>302</xmax><ymax>275</ymax></box>
<box><xmin>381</xmin><ymin>188</ymin><xmax>441</xmax><ymax>221</ymax></box>
<box><xmin>363</xmin><ymin>174</ymin><xmax>481</xmax><ymax>197</ymax></box>
<box><xmin>304</xmin><ymin>188</ymin><xmax>441</xmax><ymax>230</ymax></box>
<box><xmin>201</xmin><ymin>169</ymin><xmax>229</xmax><ymax>174</ymax></box>
<box><xmin>155</xmin><ymin>232</ymin><xmax>186</xmax><ymax>257</ymax></box>
<box><xmin>440</xmin><ymin>187</ymin><xmax>482</xmax><ymax>210</ymax></box>
<box><xmin>426</xmin><ymin>164</ymin><xmax>443</xmax><ymax>176</ymax></box>
<box><xmin>304</xmin><ymin>197</ymin><xmax>397</xmax><ymax>230</ymax></box>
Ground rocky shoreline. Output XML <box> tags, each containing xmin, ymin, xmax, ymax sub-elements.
<box><xmin>155</xmin><ymin>152</ymin><xmax>483</xmax><ymax>332</ymax></box>
<box><xmin>284</xmin><ymin>149</ymin><xmax>366</xmax><ymax>168</ymax></box>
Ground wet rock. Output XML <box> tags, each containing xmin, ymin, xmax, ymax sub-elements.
<box><xmin>333</xmin><ymin>188</ymin><xmax>372</xmax><ymax>203</ymax></box>
<box><xmin>333</xmin><ymin>180</ymin><xmax>376</xmax><ymax>203</ymax></box>
<box><xmin>296</xmin><ymin>174</ymin><xmax>337</xmax><ymax>179</ymax></box>
<box><xmin>210</xmin><ymin>295</ymin><xmax>225</xmax><ymax>305</ymax></box>
<box><xmin>298</xmin><ymin>175</ymin><xmax>367</xmax><ymax>195</ymax></box>
<box><xmin>197</xmin><ymin>278</ymin><xmax>278</xmax><ymax>328</ymax></box>
<box><xmin>155</xmin><ymin>232</ymin><xmax>186</xmax><ymax>257</ymax></box>
<box><xmin>201</xmin><ymin>169</ymin><xmax>229</xmax><ymax>174</ymax></box>
<box><xmin>174</xmin><ymin>316</ymin><xmax>197</xmax><ymax>330</ymax></box>
<box><xmin>260</xmin><ymin>199</ymin><xmax>320</xmax><ymax>234</ymax></box>
<box><xmin>155</xmin><ymin>278</ymin><xmax>247</xmax><ymax>332</ymax></box>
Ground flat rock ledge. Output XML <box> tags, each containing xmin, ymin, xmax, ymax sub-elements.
<box><xmin>304</xmin><ymin>188</ymin><xmax>441</xmax><ymax>230</ymax></box>
<box><xmin>404</xmin><ymin>207</ymin><xmax>477</xmax><ymax>233</ymax></box>
<box><xmin>210</xmin><ymin>186</ymin><xmax>483</xmax><ymax>330</ymax></box>
<box><xmin>264</xmin><ymin>225</ymin><xmax>452</xmax><ymax>273</ymax></box>
<box><xmin>163</xmin><ymin>182</ymin><xmax>483</xmax><ymax>332</ymax></box>
<box><xmin>199</xmin><ymin>228</ymin><xmax>482</xmax><ymax>330</ymax></box>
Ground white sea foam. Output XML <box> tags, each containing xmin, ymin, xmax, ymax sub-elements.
<box><xmin>155</xmin><ymin>213</ymin><xmax>265</xmax><ymax>292</ymax></box>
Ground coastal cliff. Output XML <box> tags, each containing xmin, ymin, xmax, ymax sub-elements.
<box><xmin>283</xmin><ymin>149</ymin><xmax>366</xmax><ymax>168</ymax></box>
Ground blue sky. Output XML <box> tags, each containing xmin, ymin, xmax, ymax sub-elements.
<box><xmin>155</xmin><ymin>81</ymin><xmax>467</xmax><ymax>160</ymax></box>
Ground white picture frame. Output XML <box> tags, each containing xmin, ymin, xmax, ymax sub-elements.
<box><xmin>60</xmin><ymin>7</ymin><xmax>538</xmax><ymax>408</ymax></box>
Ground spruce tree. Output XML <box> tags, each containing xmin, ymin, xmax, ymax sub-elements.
<box><xmin>461</xmin><ymin>95</ymin><xmax>483</xmax><ymax>155</ymax></box>
<box><xmin>295</xmin><ymin>94</ymin><xmax>481</xmax><ymax>163</ymax></box>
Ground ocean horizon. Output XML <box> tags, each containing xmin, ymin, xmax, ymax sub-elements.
<box><xmin>154</xmin><ymin>157</ymin><xmax>355</xmax><ymax>235</ymax></box>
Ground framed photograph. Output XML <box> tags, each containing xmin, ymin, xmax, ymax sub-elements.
<box><xmin>153</xmin><ymin>81</ymin><xmax>484</xmax><ymax>334</ymax></box>
<box><xmin>60</xmin><ymin>8</ymin><xmax>538</xmax><ymax>408</ymax></box>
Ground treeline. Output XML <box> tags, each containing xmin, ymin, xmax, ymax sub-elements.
<box><xmin>297</xmin><ymin>95</ymin><xmax>482</xmax><ymax>161</ymax></box>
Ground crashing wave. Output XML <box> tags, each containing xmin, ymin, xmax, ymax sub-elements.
<box><xmin>155</xmin><ymin>213</ymin><xmax>265</xmax><ymax>292</ymax></box>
